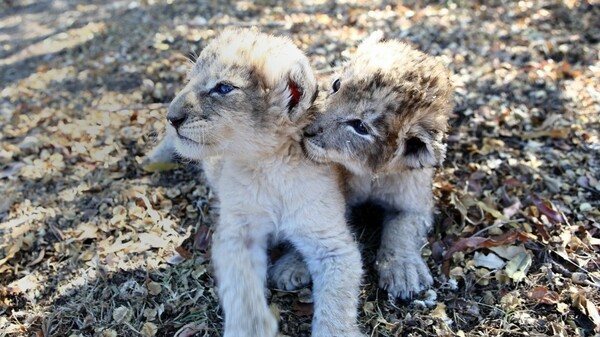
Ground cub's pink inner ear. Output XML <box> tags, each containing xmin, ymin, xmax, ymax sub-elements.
<box><xmin>287</xmin><ymin>80</ymin><xmax>303</xmax><ymax>111</ymax></box>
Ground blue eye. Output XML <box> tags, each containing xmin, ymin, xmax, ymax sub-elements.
<box><xmin>210</xmin><ymin>83</ymin><xmax>234</xmax><ymax>95</ymax></box>
<box><xmin>347</xmin><ymin>119</ymin><xmax>369</xmax><ymax>135</ymax></box>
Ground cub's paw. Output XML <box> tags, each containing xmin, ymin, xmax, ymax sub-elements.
<box><xmin>269</xmin><ymin>251</ymin><xmax>311</xmax><ymax>291</ymax></box>
<box><xmin>376</xmin><ymin>250</ymin><xmax>433</xmax><ymax>299</ymax></box>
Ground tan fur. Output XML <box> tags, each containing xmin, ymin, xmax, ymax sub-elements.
<box><xmin>299</xmin><ymin>31</ymin><xmax>453</xmax><ymax>299</ymax></box>
<box><xmin>162</xmin><ymin>28</ymin><xmax>364</xmax><ymax>337</ymax></box>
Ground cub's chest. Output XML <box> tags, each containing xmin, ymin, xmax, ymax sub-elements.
<box><xmin>218</xmin><ymin>159</ymin><xmax>336</xmax><ymax>209</ymax></box>
<box><xmin>347</xmin><ymin>173</ymin><xmax>400</xmax><ymax>208</ymax></box>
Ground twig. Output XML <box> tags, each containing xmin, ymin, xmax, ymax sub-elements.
<box><xmin>471</xmin><ymin>219</ymin><xmax>526</xmax><ymax>237</ymax></box>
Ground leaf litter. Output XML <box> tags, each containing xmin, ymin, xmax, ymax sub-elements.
<box><xmin>0</xmin><ymin>0</ymin><xmax>598</xmax><ymax>336</ymax></box>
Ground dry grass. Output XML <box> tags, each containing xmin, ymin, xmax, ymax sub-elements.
<box><xmin>0</xmin><ymin>0</ymin><xmax>598</xmax><ymax>336</ymax></box>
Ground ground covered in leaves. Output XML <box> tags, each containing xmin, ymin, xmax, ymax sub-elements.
<box><xmin>1</xmin><ymin>0</ymin><xmax>599</xmax><ymax>336</ymax></box>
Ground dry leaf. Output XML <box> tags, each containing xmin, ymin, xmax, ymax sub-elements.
<box><xmin>194</xmin><ymin>224</ymin><xmax>212</xmax><ymax>251</ymax></box>
<box><xmin>476</xmin><ymin>201</ymin><xmax>509</xmax><ymax>221</ymax></box>
<box><xmin>0</xmin><ymin>237</ymin><xmax>23</xmax><ymax>267</ymax></box>
<box><xmin>138</xmin><ymin>233</ymin><xmax>168</xmax><ymax>249</ymax></box>
<box><xmin>472</xmin><ymin>252</ymin><xmax>506</xmax><ymax>270</ymax></box>
<box><xmin>556</xmin><ymin>302</ymin><xmax>569</xmax><ymax>314</ymax></box>
<box><xmin>431</xmin><ymin>303</ymin><xmax>452</xmax><ymax>324</ymax></box>
<box><xmin>140</xmin><ymin>322</ymin><xmax>158</xmax><ymax>337</ymax></box>
<box><xmin>504</xmin><ymin>251</ymin><xmax>533</xmax><ymax>282</ymax></box>
<box><xmin>112</xmin><ymin>306</ymin><xmax>129</xmax><ymax>323</ymax></box>
<box><xmin>75</xmin><ymin>222</ymin><xmax>98</xmax><ymax>240</ymax></box>
<box><xmin>175</xmin><ymin>246</ymin><xmax>192</xmax><ymax>259</ymax></box>
<box><xmin>527</xmin><ymin>286</ymin><xmax>560</xmax><ymax>304</ymax></box>
<box><xmin>442</xmin><ymin>232</ymin><xmax>529</xmax><ymax>276</ymax></box>
<box><xmin>585</xmin><ymin>300</ymin><xmax>600</xmax><ymax>331</ymax></box>
<box><xmin>532</xmin><ymin>194</ymin><xmax>564</xmax><ymax>223</ymax></box>
<box><xmin>174</xmin><ymin>323</ymin><xmax>206</xmax><ymax>337</ymax></box>
<box><xmin>98</xmin><ymin>329</ymin><xmax>117</xmax><ymax>337</ymax></box>
<box><xmin>489</xmin><ymin>245</ymin><xmax>527</xmax><ymax>260</ymax></box>
<box><xmin>103</xmin><ymin>236</ymin><xmax>133</xmax><ymax>254</ymax></box>
<box><xmin>147</xmin><ymin>281</ymin><xmax>162</xmax><ymax>296</ymax></box>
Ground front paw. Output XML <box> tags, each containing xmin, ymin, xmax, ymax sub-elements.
<box><xmin>376</xmin><ymin>250</ymin><xmax>433</xmax><ymax>299</ymax></box>
<box><xmin>269</xmin><ymin>251</ymin><xmax>311</xmax><ymax>291</ymax></box>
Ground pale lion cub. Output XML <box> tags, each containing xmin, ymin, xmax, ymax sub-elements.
<box><xmin>163</xmin><ymin>28</ymin><xmax>363</xmax><ymax>337</ymax></box>
<box><xmin>300</xmin><ymin>32</ymin><xmax>452</xmax><ymax>299</ymax></box>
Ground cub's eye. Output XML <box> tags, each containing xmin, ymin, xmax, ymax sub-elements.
<box><xmin>210</xmin><ymin>83</ymin><xmax>234</xmax><ymax>95</ymax></box>
<box><xmin>331</xmin><ymin>78</ymin><xmax>341</xmax><ymax>93</ymax></box>
<box><xmin>347</xmin><ymin>119</ymin><xmax>369</xmax><ymax>135</ymax></box>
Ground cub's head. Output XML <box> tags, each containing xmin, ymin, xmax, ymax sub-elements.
<box><xmin>303</xmin><ymin>31</ymin><xmax>452</xmax><ymax>175</ymax></box>
<box><xmin>167</xmin><ymin>28</ymin><xmax>318</xmax><ymax>160</ymax></box>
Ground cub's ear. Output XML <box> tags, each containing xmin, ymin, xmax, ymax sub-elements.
<box><xmin>388</xmin><ymin>126</ymin><xmax>446</xmax><ymax>171</ymax></box>
<box><xmin>358</xmin><ymin>30</ymin><xmax>385</xmax><ymax>51</ymax></box>
<box><xmin>286</xmin><ymin>58</ymin><xmax>318</xmax><ymax>120</ymax></box>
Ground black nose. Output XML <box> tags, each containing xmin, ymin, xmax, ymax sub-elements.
<box><xmin>167</xmin><ymin>113</ymin><xmax>187</xmax><ymax>129</ymax></box>
<box><xmin>303</xmin><ymin>126</ymin><xmax>322</xmax><ymax>138</ymax></box>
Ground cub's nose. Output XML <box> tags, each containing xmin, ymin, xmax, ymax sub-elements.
<box><xmin>303</xmin><ymin>124</ymin><xmax>322</xmax><ymax>138</ymax></box>
<box><xmin>167</xmin><ymin>112</ymin><xmax>187</xmax><ymax>129</ymax></box>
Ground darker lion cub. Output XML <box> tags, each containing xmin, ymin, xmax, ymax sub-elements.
<box><xmin>302</xmin><ymin>31</ymin><xmax>453</xmax><ymax>299</ymax></box>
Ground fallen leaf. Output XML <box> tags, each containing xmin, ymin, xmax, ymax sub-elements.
<box><xmin>174</xmin><ymin>323</ymin><xmax>206</xmax><ymax>337</ymax></box>
<box><xmin>194</xmin><ymin>224</ymin><xmax>212</xmax><ymax>251</ymax></box>
<box><xmin>489</xmin><ymin>245</ymin><xmax>528</xmax><ymax>260</ymax></box>
<box><xmin>585</xmin><ymin>300</ymin><xmax>600</xmax><ymax>331</ymax></box>
<box><xmin>166</xmin><ymin>252</ymin><xmax>185</xmax><ymax>265</ymax></box>
<box><xmin>103</xmin><ymin>236</ymin><xmax>133</xmax><ymax>254</ymax></box>
<box><xmin>98</xmin><ymin>329</ymin><xmax>117</xmax><ymax>337</ymax></box>
<box><xmin>75</xmin><ymin>222</ymin><xmax>98</xmax><ymax>240</ymax></box>
<box><xmin>175</xmin><ymin>246</ymin><xmax>192</xmax><ymax>260</ymax></box>
<box><xmin>556</xmin><ymin>302</ymin><xmax>569</xmax><ymax>314</ymax></box>
<box><xmin>527</xmin><ymin>286</ymin><xmax>560</xmax><ymax>304</ymax></box>
<box><xmin>112</xmin><ymin>306</ymin><xmax>129</xmax><ymax>323</ymax></box>
<box><xmin>476</xmin><ymin>201</ymin><xmax>509</xmax><ymax>221</ymax></box>
<box><xmin>472</xmin><ymin>252</ymin><xmax>506</xmax><ymax>270</ymax></box>
<box><xmin>502</xmin><ymin>198</ymin><xmax>522</xmax><ymax>219</ymax></box>
<box><xmin>147</xmin><ymin>281</ymin><xmax>162</xmax><ymax>296</ymax></box>
<box><xmin>442</xmin><ymin>232</ymin><xmax>529</xmax><ymax>276</ymax></box>
<box><xmin>532</xmin><ymin>194</ymin><xmax>564</xmax><ymax>223</ymax></box>
<box><xmin>0</xmin><ymin>237</ymin><xmax>23</xmax><ymax>267</ymax></box>
<box><xmin>504</xmin><ymin>251</ymin><xmax>533</xmax><ymax>282</ymax></box>
<box><xmin>140</xmin><ymin>322</ymin><xmax>158</xmax><ymax>337</ymax></box>
<box><xmin>431</xmin><ymin>303</ymin><xmax>452</xmax><ymax>324</ymax></box>
<box><xmin>138</xmin><ymin>233</ymin><xmax>168</xmax><ymax>249</ymax></box>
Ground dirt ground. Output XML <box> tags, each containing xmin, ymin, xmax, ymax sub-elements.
<box><xmin>1</xmin><ymin>0</ymin><xmax>599</xmax><ymax>336</ymax></box>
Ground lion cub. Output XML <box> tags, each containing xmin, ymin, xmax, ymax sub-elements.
<box><xmin>164</xmin><ymin>28</ymin><xmax>363</xmax><ymax>337</ymax></box>
<box><xmin>300</xmin><ymin>32</ymin><xmax>453</xmax><ymax>299</ymax></box>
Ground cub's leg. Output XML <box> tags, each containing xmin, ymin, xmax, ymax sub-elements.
<box><xmin>288</xmin><ymin>216</ymin><xmax>364</xmax><ymax>337</ymax></box>
<box><xmin>212</xmin><ymin>217</ymin><xmax>277</xmax><ymax>337</ymax></box>
<box><xmin>376</xmin><ymin>211</ymin><xmax>433</xmax><ymax>299</ymax></box>
<box><xmin>269</xmin><ymin>246</ymin><xmax>311</xmax><ymax>291</ymax></box>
